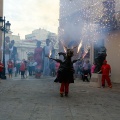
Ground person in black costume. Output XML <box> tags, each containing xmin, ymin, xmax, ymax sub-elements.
<box><xmin>49</xmin><ymin>49</ymin><xmax>82</xmax><ymax>97</ymax></box>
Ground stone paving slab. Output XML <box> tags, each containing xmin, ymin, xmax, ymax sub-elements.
<box><xmin>0</xmin><ymin>76</ymin><xmax>120</xmax><ymax>120</ymax></box>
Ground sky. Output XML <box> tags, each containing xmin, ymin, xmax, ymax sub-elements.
<box><xmin>4</xmin><ymin>0</ymin><xmax>59</xmax><ymax>39</ymax></box>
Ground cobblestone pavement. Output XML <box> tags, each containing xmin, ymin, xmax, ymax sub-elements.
<box><xmin>0</xmin><ymin>76</ymin><xmax>120</xmax><ymax>120</ymax></box>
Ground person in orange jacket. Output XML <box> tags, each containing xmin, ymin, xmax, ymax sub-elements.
<box><xmin>98</xmin><ymin>60</ymin><xmax>112</xmax><ymax>88</ymax></box>
<box><xmin>7</xmin><ymin>59</ymin><xmax>14</xmax><ymax>78</ymax></box>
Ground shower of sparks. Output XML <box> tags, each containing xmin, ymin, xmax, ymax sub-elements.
<box><xmin>59</xmin><ymin>0</ymin><xmax>120</xmax><ymax>47</ymax></box>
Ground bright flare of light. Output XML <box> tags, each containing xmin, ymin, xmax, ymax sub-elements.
<box><xmin>63</xmin><ymin>46</ymin><xmax>67</xmax><ymax>53</ymax></box>
<box><xmin>49</xmin><ymin>50</ymin><xmax>52</xmax><ymax>57</ymax></box>
<box><xmin>60</xmin><ymin>40</ymin><xmax>67</xmax><ymax>53</ymax></box>
<box><xmin>72</xmin><ymin>46</ymin><xmax>78</xmax><ymax>50</ymax></box>
<box><xmin>82</xmin><ymin>51</ymin><xmax>88</xmax><ymax>59</ymax></box>
<box><xmin>77</xmin><ymin>41</ymin><xmax>82</xmax><ymax>53</ymax></box>
<box><xmin>82</xmin><ymin>48</ymin><xmax>89</xmax><ymax>59</ymax></box>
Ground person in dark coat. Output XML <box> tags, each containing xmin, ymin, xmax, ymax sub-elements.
<box><xmin>49</xmin><ymin>49</ymin><xmax>82</xmax><ymax>97</ymax></box>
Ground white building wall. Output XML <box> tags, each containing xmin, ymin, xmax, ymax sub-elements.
<box><xmin>105</xmin><ymin>31</ymin><xmax>120</xmax><ymax>83</ymax></box>
<box><xmin>6</xmin><ymin>33</ymin><xmax>20</xmax><ymax>41</ymax></box>
<box><xmin>25</xmin><ymin>28</ymin><xmax>50</xmax><ymax>41</ymax></box>
<box><xmin>15</xmin><ymin>40</ymin><xmax>35</xmax><ymax>60</ymax></box>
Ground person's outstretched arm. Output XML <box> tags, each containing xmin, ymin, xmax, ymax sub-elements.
<box><xmin>72</xmin><ymin>57</ymin><xmax>82</xmax><ymax>63</ymax></box>
<box><xmin>48</xmin><ymin>57</ymin><xmax>62</xmax><ymax>63</ymax></box>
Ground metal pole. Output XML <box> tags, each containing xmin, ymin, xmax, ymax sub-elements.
<box><xmin>2</xmin><ymin>16</ymin><xmax>6</xmax><ymax>79</ymax></box>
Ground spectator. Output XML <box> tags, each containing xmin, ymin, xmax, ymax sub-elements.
<box><xmin>24</xmin><ymin>60</ymin><xmax>28</xmax><ymax>78</ymax></box>
<box><xmin>82</xmin><ymin>60</ymin><xmax>89</xmax><ymax>82</ymax></box>
<box><xmin>28</xmin><ymin>59</ymin><xmax>33</xmax><ymax>76</ymax></box>
<box><xmin>0</xmin><ymin>60</ymin><xmax>4</xmax><ymax>81</ymax></box>
<box><xmin>20</xmin><ymin>60</ymin><xmax>26</xmax><ymax>79</ymax></box>
<box><xmin>7</xmin><ymin>59</ymin><xmax>14</xmax><ymax>78</ymax></box>
<box><xmin>91</xmin><ymin>62</ymin><xmax>96</xmax><ymax>73</ymax></box>
<box><xmin>15</xmin><ymin>60</ymin><xmax>21</xmax><ymax>77</ymax></box>
<box><xmin>77</xmin><ymin>63</ymin><xmax>84</xmax><ymax>80</ymax></box>
<box><xmin>32</xmin><ymin>61</ymin><xmax>37</xmax><ymax>75</ymax></box>
<box><xmin>49</xmin><ymin>60</ymin><xmax>56</xmax><ymax>77</ymax></box>
<box><xmin>73</xmin><ymin>62</ymin><xmax>78</xmax><ymax>78</ymax></box>
<box><xmin>87</xmin><ymin>60</ymin><xmax>91</xmax><ymax>80</ymax></box>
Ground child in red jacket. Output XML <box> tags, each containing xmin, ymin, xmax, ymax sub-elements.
<box><xmin>20</xmin><ymin>60</ymin><xmax>26</xmax><ymax>79</ymax></box>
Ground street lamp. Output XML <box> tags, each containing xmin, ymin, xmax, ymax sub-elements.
<box><xmin>0</xmin><ymin>16</ymin><xmax>11</xmax><ymax>79</ymax></box>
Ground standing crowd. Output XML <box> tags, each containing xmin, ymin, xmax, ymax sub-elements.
<box><xmin>73</xmin><ymin>59</ymin><xmax>92</xmax><ymax>82</ymax></box>
<box><xmin>0</xmin><ymin>39</ymin><xmax>60</xmax><ymax>79</ymax></box>
<box><xmin>73</xmin><ymin>59</ymin><xmax>112</xmax><ymax>88</ymax></box>
<box><xmin>0</xmin><ymin>54</ymin><xmax>112</xmax><ymax>90</ymax></box>
<box><xmin>0</xmin><ymin>39</ymin><xmax>112</xmax><ymax>95</ymax></box>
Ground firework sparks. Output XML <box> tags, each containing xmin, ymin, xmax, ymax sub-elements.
<box><xmin>82</xmin><ymin>51</ymin><xmax>88</xmax><ymax>59</ymax></box>
<box><xmin>63</xmin><ymin>46</ymin><xmax>67</xmax><ymax>53</ymax></box>
<box><xmin>60</xmin><ymin>40</ymin><xmax>67</xmax><ymax>53</ymax></box>
<box><xmin>77</xmin><ymin>40</ymin><xmax>82</xmax><ymax>53</ymax></box>
<box><xmin>82</xmin><ymin>48</ymin><xmax>90</xmax><ymax>59</ymax></box>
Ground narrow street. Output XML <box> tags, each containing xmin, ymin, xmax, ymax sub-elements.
<box><xmin>0</xmin><ymin>76</ymin><xmax>120</xmax><ymax>120</ymax></box>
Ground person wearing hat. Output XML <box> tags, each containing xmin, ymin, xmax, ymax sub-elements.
<box><xmin>98</xmin><ymin>60</ymin><xmax>112</xmax><ymax>88</ymax></box>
